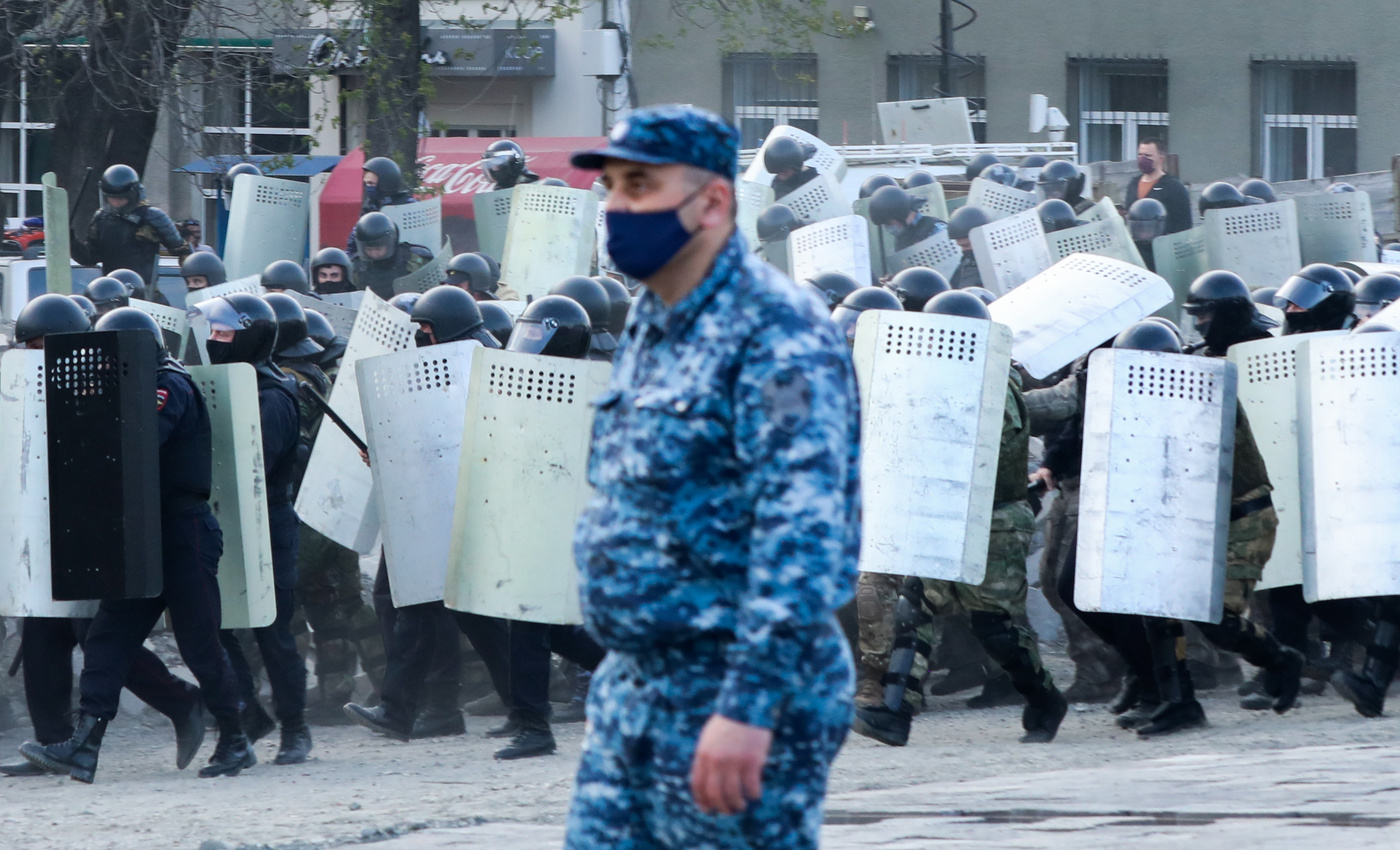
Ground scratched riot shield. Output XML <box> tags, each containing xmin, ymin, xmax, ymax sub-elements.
<box><xmin>444</xmin><ymin>349</ymin><xmax>611</xmax><ymax>624</ymax></box>
<box><xmin>988</xmin><ymin>253</ymin><xmax>1174</xmax><ymax>379</ymax></box>
<box><xmin>853</xmin><ymin>310</ymin><xmax>1012</xmax><ymax>583</ymax></box>
<box><xmin>188</xmin><ymin>364</ymin><xmax>275</xmax><ymax>628</ymax></box>
<box><xmin>45</xmin><ymin>330</ymin><xmax>162</xmax><ymax>600</ymax></box>
<box><xmin>288</xmin><ymin>292</ymin><xmax>357</xmax><ymax>339</ymax></box>
<box><xmin>736</xmin><ymin>180</ymin><xmax>775</xmax><ymax>249</ymax></box>
<box><xmin>392</xmin><ymin>242</ymin><xmax>453</xmax><ymax>295</ymax></box>
<box><xmin>358</xmin><ymin>341</ymin><xmax>479</xmax><ymax>607</ymax></box>
<box><xmin>1046</xmin><ymin>213</ymin><xmax>1145</xmax><ymax>268</ymax></box>
<box><xmin>970</xmin><ymin>207</ymin><xmax>1053</xmax><ymax>295</ymax></box>
<box><xmin>1298</xmin><ymin>331</ymin><xmax>1400</xmax><ymax>601</ymax></box>
<box><xmin>131</xmin><ymin>299</ymin><xmax>189</xmax><ymax>359</ymax></box>
<box><xmin>777</xmin><ymin>172</ymin><xmax>851</xmax><ymax>225</ymax></box>
<box><xmin>498</xmin><ymin>184</ymin><xmax>599</xmax><ymax>301</ymax></box>
<box><xmin>472</xmin><ymin>188</ymin><xmax>514</xmax><ymax>261</ymax></box>
<box><xmin>294</xmin><ymin>292</ymin><xmax>415</xmax><ymax>553</ymax></box>
<box><xmin>1294</xmin><ymin>191</ymin><xmax>1375</xmax><ymax>266</ymax></box>
<box><xmin>1203</xmin><ymin>200</ymin><xmax>1301</xmax><ymax>291</ymax></box>
<box><xmin>965</xmin><ymin>177</ymin><xmax>1038</xmax><ymax>223</ymax></box>
<box><xmin>1075</xmin><ymin>348</ymin><xmax>1236</xmax><ymax>623</ymax></box>
<box><xmin>788</xmin><ymin>215</ymin><xmax>872</xmax><ymax>287</ymax></box>
<box><xmin>381</xmin><ymin>197</ymin><xmax>442</xmax><ymax>258</ymax></box>
<box><xmin>743</xmin><ymin>125</ymin><xmax>848</xmax><ymax>184</ymax></box>
<box><xmin>223</xmin><ymin>175</ymin><xmax>310</xmax><ymax>279</ymax></box>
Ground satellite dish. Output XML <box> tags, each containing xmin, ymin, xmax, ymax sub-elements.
<box><xmin>1030</xmin><ymin>94</ymin><xmax>1049</xmax><ymax>134</ymax></box>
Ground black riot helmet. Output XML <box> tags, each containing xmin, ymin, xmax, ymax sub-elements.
<box><xmin>1354</xmin><ymin>320</ymin><xmax>1400</xmax><ymax>335</ymax></box>
<box><xmin>1276</xmin><ymin>263</ymin><xmax>1357</xmax><ymax>334</ymax></box>
<box><xmin>1338</xmin><ymin>266</ymin><xmax>1361</xmax><ymax>286</ymax></box>
<box><xmin>108</xmin><ymin>268</ymin><xmax>147</xmax><ymax>298</ymax></box>
<box><xmin>1252</xmin><ymin>286</ymin><xmax>1278</xmax><ymax>305</ymax></box>
<box><xmin>478</xmin><ymin>301</ymin><xmax>515</xmax><ymax>348</ymax></box>
<box><xmin>1182</xmin><ymin>270</ymin><xmax>1271</xmax><ymax>350</ymax></box>
<box><xmin>222</xmin><ymin>162</ymin><xmax>262</xmax><ymax>204</ymax></box>
<box><xmin>1036</xmin><ymin>160</ymin><xmax>1082</xmax><ymax>201</ymax></box>
<box><xmin>362</xmin><ymin>156</ymin><xmax>409</xmax><ymax>208</ymax></box>
<box><xmin>868</xmin><ymin>186</ymin><xmax>923</xmax><ymax>227</ymax></box>
<box><xmin>979</xmin><ymin>163</ymin><xmax>1019</xmax><ymax>187</ymax></box>
<box><xmin>14</xmin><ymin>293</ymin><xmax>92</xmax><ymax>344</ymax></box>
<box><xmin>84</xmin><ymin>276</ymin><xmax>130</xmax><ymax>315</ymax></box>
<box><xmin>304</xmin><ymin>309</ymin><xmax>336</xmax><ymax>349</ymax></box>
<box><xmin>1020</xmin><ymin>155</ymin><xmax>1049</xmax><ymax>169</ymax></box>
<box><xmin>886</xmin><ymin>267</ymin><xmax>950</xmax><ymax>312</ymax></box>
<box><xmin>832</xmin><ymin>286</ymin><xmax>903</xmax><ymax>344</ymax></box>
<box><xmin>353</xmin><ymin>212</ymin><xmax>399</xmax><ymax>264</ymax></box>
<box><xmin>593</xmin><ymin>275</ymin><xmax>632</xmax><ymax>337</ymax></box>
<box><xmin>539</xmin><ymin>177</ymin><xmax>568</xmax><ymax>187</ymax></box>
<box><xmin>756</xmin><ymin>204</ymin><xmax>801</xmax><ymax>243</ymax></box>
<box><xmin>506</xmin><ymin>294</ymin><xmax>591</xmax><ymax>358</ymax></box>
<box><xmin>804</xmin><ymin>271</ymin><xmax>861</xmax><ymax>310</ymax></box>
<box><xmin>310</xmin><ymin>246</ymin><xmax>352</xmax><ymax>288</ymax></box>
<box><xmin>265</xmin><ymin>293</ymin><xmax>324</xmax><ymax>359</ymax></box>
<box><xmin>411</xmin><ymin>285</ymin><xmax>498</xmax><ymax>347</ymax></box>
<box><xmin>1328</xmin><ymin>182</ymin><xmax>1357</xmax><ymax>193</ymax></box>
<box><xmin>1036</xmin><ymin>199</ymin><xmax>1080</xmax><ymax>233</ymax></box>
<box><xmin>922</xmin><ymin>289</ymin><xmax>991</xmax><ymax>320</ymax></box>
<box><xmin>948</xmin><ymin>206</ymin><xmax>991</xmax><ymax>241</ymax></box>
<box><xmin>261</xmin><ymin>260</ymin><xmax>309</xmax><ymax>294</ymax></box>
<box><xmin>902</xmin><ymin>170</ymin><xmax>936</xmax><ymax>189</ymax></box>
<box><xmin>1198</xmin><ymin>181</ymin><xmax>1248</xmax><ymax>215</ymax></box>
<box><xmin>444</xmin><ymin>252</ymin><xmax>493</xmax><ymax>290</ymax></box>
<box><xmin>965</xmin><ymin>153</ymin><xmax>1000</xmax><ymax>182</ymax></box>
<box><xmin>859</xmin><ymin>174</ymin><xmax>899</xmax><ymax>199</ymax></box>
<box><xmin>69</xmin><ymin>295</ymin><xmax>98</xmax><ymax>327</ymax></box>
<box><xmin>94</xmin><ymin>307</ymin><xmax>166</xmax><ymax>357</ymax></box>
<box><xmin>482</xmin><ymin>140</ymin><xmax>529</xmax><ymax>187</ymax></box>
<box><xmin>388</xmin><ymin>292</ymin><xmax>421</xmax><ymax>314</ymax></box>
<box><xmin>962</xmin><ymin>287</ymin><xmax>997</xmax><ymax>305</ymax></box>
<box><xmin>99</xmin><ymin>164</ymin><xmax>143</xmax><ymax>205</ymax></box>
<box><xmin>181</xmin><ymin>251</ymin><xmax>228</xmax><ymax>288</ymax></box>
<box><xmin>1127</xmin><ymin>198</ymin><xmax>1168</xmax><ymax>243</ymax></box>
<box><xmin>763</xmin><ymin>137</ymin><xmax>810</xmax><ymax>175</ymax></box>
<box><xmin>1239</xmin><ymin>178</ymin><xmax>1278</xmax><ymax>204</ymax></box>
<box><xmin>1355</xmin><ymin>273</ymin><xmax>1400</xmax><ymax>321</ymax></box>
<box><xmin>1143</xmin><ymin>315</ymin><xmax>1184</xmax><ymax>344</ymax></box>
<box><xmin>201</xmin><ymin>293</ymin><xmax>279</xmax><ymax>365</ymax></box>
<box><xmin>1113</xmin><ymin>321</ymin><xmax>1182</xmax><ymax>353</ymax></box>
<box><xmin>550</xmin><ymin>276</ymin><xmax>611</xmax><ymax>333</ymax></box>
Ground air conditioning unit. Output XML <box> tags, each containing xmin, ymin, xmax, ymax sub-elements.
<box><xmin>580</xmin><ymin>29</ymin><xmax>623</xmax><ymax>78</ymax></box>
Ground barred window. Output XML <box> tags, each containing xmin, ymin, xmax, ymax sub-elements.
<box><xmin>203</xmin><ymin>56</ymin><xmax>312</xmax><ymax>156</ymax></box>
<box><xmin>1070</xmin><ymin>59</ymin><xmax>1169</xmax><ymax>163</ymax></box>
<box><xmin>1254</xmin><ymin>62</ymin><xmax>1357</xmax><ymax>181</ymax></box>
<box><xmin>886</xmin><ymin>55</ymin><xmax>987</xmax><ymax>143</ymax></box>
<box><xmin>723</xmin><ymin>54</ymin><xmax>818</xmax><ymax>148</ymax></box>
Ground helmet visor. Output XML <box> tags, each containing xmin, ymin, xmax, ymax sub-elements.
<box><xmin>198</xmin><ymin>297</ymin><xmax>247</xmax><ymax>333</ymax></box>
<box><xmin>830</xmin><ymin>305</ymin><xmax>862</xmax><ymax>344</ymax></box>
<box><xmin>1275</xmin><ymin>274</ymin><xmax>1331</xmax><ymax>311</ymax></box>
<box><xmin>1129</xmin><ymin>218</ymin><xmax>1166</xmax><ymax>243</ymax></box>
<box><xmin>504</xmin><ymin>319</ymin><xmax>558</xmax><ymax>354</ymax></box>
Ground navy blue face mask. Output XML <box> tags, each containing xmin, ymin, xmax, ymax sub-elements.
<box><xmin>605</xmin><ymin>183</ymin><xmax>708</xmax><ymax>280</ymax></box>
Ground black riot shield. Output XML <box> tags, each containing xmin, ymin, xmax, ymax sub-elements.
<box><xmin>45</xmin><ymin>329</ymin><xmax>162</xmax><ymax>600</ymax></box>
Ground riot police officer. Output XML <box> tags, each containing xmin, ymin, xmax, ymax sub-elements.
<box><xmin>109</xmin><ymin>267</ymin><xmax>162</xmax><ymax>304</ymax></box>
<box><xmin>830</xmin><ymin>286</ymin><xmax>903</xmax><ymax>345</ymax></box>
<box><xmin>868</xmin><ymin>186</ymin><xmax>945</xmax><ymax>252</ymax></box>
<box><xmin>593</xmin><ymin>275</ymin><xmax>632</xmax><ymax>338</ymax></box>
<box><xmin>965</xmin><ymin>153</ymin><xmax>1000</xmax><ymax>183</ymax></box>
<box><xmin>349</xmin><ymin>212</ymin><xmax>434</xmax><ymax>300</ymax></box>
<box><xmin>478</xmin><ymin>301</ymin><xmax>515</xmax><ymax>347</ymax></box>
<box><xmin>1275</xmin><ymin>263</ymin><xmax>1358</xmax><ymax>333</ymax></box>
<box><xmin>947</xmin><ymin>206</ymin><xmax>991</xmax><ymax>289</ymax></box>
<box><xmin>261</xmin><ymin>260</ymin><xmax>311</xmax><ymax>295</ymax></box>
<box><xmin>801</xmin><ymin>270</ymin><xmax>861</xmax><ymax>312</ymax></box>
<box><xmin>1036</xmin><ymin>199</ymin><xmax>1082</xmax><ymax>234</ymax></box>
<box><xmin>884</xmin><ymin>266</ymin><xmax>949</xmax><ymax>313</ymax></box>
<box><xmin>1352</xmin><ymin>273</ymin><xmax>1400</xmax><ymax>323</ymax></box>
<box><xmin>549</xmin><ymin>276</ymin><xmax>618</xmax><ymax>361</ymax></box>
<box><xmin>83</xmin><ymin>276</ymin><xmax>129</xmax><ymax>317</ymax></box>
<box><xmin>71</xmin><ymin>165</ymin><xmax>190</xmax><ymax>288</ymax></box>
<box><xmin>1127</xmin><ymin>198</ymin><xmax>1168</xmax><ymax>272</ymax></box>
<box><xmin>482</xmin><ymin>140</ymin><xmax>541</xmax><ymax>191</ymax></box>
<box><xmin>361</xmin><ymin>156</ymin><xmax>414</xmax><ymax>214</ymax></box>
<box><xmin>756</xmin><ymin>203</ymin><xmax>802</xmax><ymax>249</ymax></box>
<box><xmin>1198</xmin><ymin>182</ymin><xmax>1249</xmax><ymax>216</ymax></box>
<box><xmin>1037</xmin><ymin>160</ymin><xmax>1093</xmax><ymax>214</ymax></box>
<box><xmin>859</xmin><ymin>174</ymin><xmax>899</xmax><ymax>199</ymax></box>
<box><xmin>441</xmin><ymin>251</ymin><xmax>519</xmax><ymax>301</ymax></box>
<box><xmin>763</xmin><ymin>137</ymin><xmax>819</xmax><ymax>201</ymax></box>
<box><xmin>181</xmin><ymin>251</ymin><xmax>227</xmax><ymax>294</ymax></box>
<box><xmin>310</xmin><ymin>246</ymin><xmax>354</xmax><ymax>295</ymax></box>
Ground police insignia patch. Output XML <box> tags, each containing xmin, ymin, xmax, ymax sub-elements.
<box><xmin>155</xmin><ymin>388</ymin><xmax>168</xmax><ymax>410</ymax></box>
<box><xmin>762</xmin><ymin>368</ymin><xmax>812</xmax><ymax>434</ymax></box>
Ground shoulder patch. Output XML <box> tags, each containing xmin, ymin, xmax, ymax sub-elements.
<box><xmin>761</xmin><ymin>368</ymin><xmax>812</xmax><ymax>435</ymax></box>
<box><xmin>156</xmin><ymin>388</ymin><xmax>169</xmax><ymax>411</ymax></box>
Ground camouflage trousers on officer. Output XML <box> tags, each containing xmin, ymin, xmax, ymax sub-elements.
<box><xmin>566</xmin><ymin>622</ymin><xmax>853</xmax><ymax>850</ymax></box>
<box><xmin>1193</xmin><ymin>489</ymin><xmax>1280</xmax><ymax>658</ymax></box>
<box><xmin>294</xmin><ymin>523</ymin><xmax>386</xmax><ymax>702</ymax></box>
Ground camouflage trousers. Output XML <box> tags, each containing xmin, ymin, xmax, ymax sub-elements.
<box><xmin>294</xmin><ymin>523</ymin><xmax>386</xmax><ymax>701</ymax></box>
<box><xmin>1191</xmin><ymin>493</ymin><xmax>1280</xmax><ymax>659</ymax></box>
<box><xmin>565</xmin><ymin>621</ymin><xmax>852</xmax><ymax>850</ymax></box>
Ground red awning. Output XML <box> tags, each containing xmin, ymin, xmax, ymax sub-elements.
<box><xmin>319</xmin><ymin>136</ymin><xmax>607</xmax><ymax>255</ymax></box>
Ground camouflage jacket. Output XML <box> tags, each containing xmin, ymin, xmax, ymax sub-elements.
<box><xmin>573</xmin><ymin>230</ymin><xmax>861</xmax><ymax>729</ymax></box>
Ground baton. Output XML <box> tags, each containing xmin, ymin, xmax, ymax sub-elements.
<box><xmin>298</xmin><ymin>383</ymin><xmax>368</xmax><ymax>453</ymax></box>
<box><xmin>69</xmin><ymin>167</ymin><xmax>95</xmax><ymax>221</ymax></box>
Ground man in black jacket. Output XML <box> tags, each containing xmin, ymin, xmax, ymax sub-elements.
<box><xmin>1124</xmin><ymin>139</ymin><xmax>1192</xmax><ymax>235</ymax></box>
<box><xmin>72</xmin><ymin>165</ymin><xmax>190</xmax><ymax>288</ymax></box>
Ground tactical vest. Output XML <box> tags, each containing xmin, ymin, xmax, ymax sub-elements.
<box><xmin>994</xmin><ymin>373</ymin><xmax>1031</xmax><ymax>504</ymax></box>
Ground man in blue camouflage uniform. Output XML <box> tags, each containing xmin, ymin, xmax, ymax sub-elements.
<box><xmin>565</xmin><ymin>106</ymin><xmax>861</xmax><ymax>849</ymax></box>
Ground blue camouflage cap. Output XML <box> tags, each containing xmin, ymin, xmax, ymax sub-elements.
<box><xmin>571</xmin><ymin>105</ymin><xmax>741</xmax><ymax>180</ymax></box>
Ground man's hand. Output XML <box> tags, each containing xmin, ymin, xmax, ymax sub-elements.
<box><xmin>359</xmin><ymin>448</ymin><xmax>371</xmax><ymax>468</ymax></box>
<box><xmin>690</xmin><ymin>714</ymin><xmax>772</xmax><ymax>815</ymax></box>
<box><xmin>1029</xmin><ymin>466</ymin><xmax>1057</xmax><ymax>492</ymax></box>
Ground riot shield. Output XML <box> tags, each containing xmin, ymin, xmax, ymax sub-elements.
<box><xmin>1203</xmin><ymin>200</ymin><xmax>1301</xmax><ymax>291</ymax></box>
<box><xmin>969</xmin><ymin>207</ymin><xmax>1052</xmax><ymax>296</ymax></box>
<box><xmin>444</xmin><ymin>349</ymin><xmax>611</xmax><ymax>624</ymax></box>
<box><xmin>188</xmin><ymin>364</ymin><xmax>275</xmax><ymax>629</ymax></box>
<box><xmin>1046</xmin><ymin>216</ymin><xmax>1145</xmax><ymax>268</ymax></box>
<box><xmin>392</xmin><ymin>242</ymin><xmax>453</xmax><ymax>295</ymax></box>
<box><xmin>472</xmin><ymin>188</ymin><xmax>514</xmax><ymax>261</ymax></box>
<box><xmin>0</xmin><ymin>351</ymin><xmax>98</xmax><ymax>617</ymax></box>
<box><xmin>886</xmin><ymin>232</ymin><xmax>963</xmax><ymax>280</ymax></box>
<box><xmin>498</xmin><ymin>184</ymin><xmax>599</xmax><ymax>301</ymax></box>
<box><xmin>289</xmin><ymin>292</ymin><xmax>358</xmax><ymax>339</ymax></box>
<box><xmin>851</xmin><ymin>196</ymin><xmax>890</xmax><ymax>279</ymax></box>
<box><xmin>988</xmin><ymin>253</ymin><xmax>1174</xmax><ymax>379</ymax></box>
<box><xmin>788</xmin><ymin>215</ymin><xmax>871</xmax><ymax>287</ymax></box>
<box><xmin>358</xmin><ymin>341</ymin><xmax>479</xmax><ymax>607</ymax></box>
<box><xmin>222</xmin><ymin>175</ymin><xmax>310</xmax><ymax>279</ymax></box>
<box><xmin>184</xmin><ymin>275</ymin><xmax>264</xmax><ymax>365</ymax></box>
<box><xmin>908</xmin><ymin>182</ymin><xmax>950</xmax><ymax>223</ymax></box>
<box><xmin>1152</xmin><ymin>227</ymin><xmax>1208</xmax><ymax>319</ymax></box>
<box><xmin>1295</xmin><ymin>191</ymin><xmax>1375</xmax><ymax>265</ymax></box>
<box><xmin>852</xmin><ymin>310</ymin><xmax>1012</xmax><ymax>583</ymax></box>
<box><xmin>876</xmin><ymin>97</ymin><xmax>975</xmax><ymax>146</ymax></box>
<box><xmin>380</xmin><ymin>197</ymin><xmax>443</xmax><ymax>258</ymax></box>
<box><xmin>1075</xmin><ymin>348</ymin><xmax>1236</xmax><ymax>623</ymax></box>
<box><xmin>184</xmin><ymin>275</ymin><xmax>264</xmax><ymax>307</ymax></box>
<box><xmin>321</xmin><ymin>291</ymin><xmax>364</xmax><ymax>310</ymax></box>
<box><xmin>131</xmin><ymin>299</ymin><xmax>189</xmax><ymax>359</ymax></box>
<box><xmin>294</xmin><ymin>292</ymin><xmax>415</xmax><ymax>553</ymax></box>
<box><xmin>965</xmin><ymin>177</ymin><xmax>1038</xmax><ymax>223</ymax></box>
<box><xmin>777</xmin><ymin>173</ymin><xmax>851</xmax><ymax>225</ymax></box>
<box><xmin>759</xmin><ymin>238</ymin><xmax>791</xmax><ymax>276</ymax></box>
<box><xmin>1297</xmin><ymin>331</ymin><xmax>1400</xmax><ymax>601</ymax></box>
<box><xmin>42</xmin><ymin>172</ymin><xmax>72</xmax><ymax>294</ymax></box>
<box><xmin>736</xmin><ymin>180</ymin><xmax>775</xmax><ymax>249</ymax></box>
<box><xmin>46</xmin><ymin>330</ymin><xmax>162</xmax><ymax>600</ymax></box>
<box><xmin>743</xmin><ymin>125</ymin><xmax>848</xmax><ymax>184</ymax></box>
<box><xmin>1078</xmin><ymin>196</ymin><xmax>1116</xmax><ymax>224</ymax></box>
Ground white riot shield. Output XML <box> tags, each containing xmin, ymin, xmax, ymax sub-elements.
<box><xmin>1203</xmin><ymin>200</ymin><xmax>1301</xmax><ymax>291</ymax></box>
<box><xmin>358</xmin><ymin>341</ymin><xmax>479</xmax><ymax>607</ymax></box>
<box><xmin>1297</xmin><ymin>332</ymin><xmax>1400</xmax><ymax>601</ymax></box>
<box><xmin>185</xmin><ymin>275</ymin><xmax>264</xmax><ymax>307</ymax></box>
<box><xmin>743</xmin><ymin>125</ymin><xmax>847</xmax><ymax>184</ymax></box>
<box><xmin>380</xmin><ymin>197</ymin><xmax>442</xmax><ymax>257</ymax></box>
<box><xmin>1383</xmin><ymin>249</ymin><xmax>1400</xmax><ymax>265</ymax></box>
<box><xmin>223</xmin><ymin>175</ymin><xmax>310</xmax><ymax>279</ymax></box>
<box><xmin>498</xmin><ymin>184</ymin><xmax>599</xmax><ymax>301</ymax></box>
<box><xmin>736</xmin><ymin>180</ymin><xmax>775</xmax><ymax>249</ymax></box>
<box><xmin>393</xmin><ymin>242</ymin><xmax>453</xmax><ymax>294</ymax></box>
<box><xmin>132</xmin><ymin>299</ymin><xmax>190</xmax><ymax>360</ymax></box>
<box><xmin>788</xmin><ymin>215</ymin><xmax>871</xmax><ymax>287</ymax></box>
<box><xmin>1227</xmin><ymin>332</ymin><xmax>1346</xmax><ymax>591</ymax></box>
<box><xmin>852</xmin><ymin>311</ymin><xmax>1011</xmax><ymax>583</ymax></box>
<box><xmin>876</xmin><ymin>97</ymin><xmax>975</xmax><ymax>146</ymax></box>
<box><xmin>321</xmin><ymin>291</ymin><xmax>364</xmax><ymax>310</ymax></box>
<box><xmin>288</xmin><ymin>292</ymin><xmax>358</xmax><ymax>339</ymax></box>
<box><xmin>908</xmin><ymin>182</ymin><xmax>950</xmax><ymax>222</ymax></box>
<box><xmin>0</xmin><ymin>351</ymin><xmax>98</xmax><ymax>617</ymax></box>
<box><xmin>851</xmin><ymin>197</ymin><xmax>890</xmax><ymax>279</ymax></box>
<box><xmin>188</xmin><ymin>364</ymin><xmax>275</xmax><ymax>629</ymax></box>
<box><xmin>294</xmin><ymin>292</ymin><xmax>415</xmax><ymax>553</ymax></box>
<box><xmin>1152</xmin><ymin>227</ymin><xmax>1208</xmax><ymax>316</ymax></box>
<box><xmin>887</xmin><ymin>232</ymin><xmax>964</xmax><ymax>280</ymax></box>
<box><xmin>777</xmin><ymin>172</ymin><xmax>850</xmax><ymax>225</ymax></box>
<box><xmin>965</xmin><ymin>178</ymin><xmax>1038</xmax><ymax>223</ymax></box>
<box><xmin>1078</xmin><ymin>197</ymin><xmax>1116</xmax><ymax>224</ymax></box>
<box><xmin>988</xmin><ymin>253</ymin><xmax>1174</xmax><ymax>379</ymax></box>
<box><xmin>1294</xmin><ymin>191</ymin><xmax>1375</xmax><ymax>265</ymax></box>
<box><xmin>970</xmin><ymin>207</ymin><xmax>1052</xmax><ymax>296</ymax></box>
<box><xmin>759</xmin><ymin>239</ymin><xmax>791</xmax><ymax>276</ymax></box>
<box><xmin>444</xmin><ymin>349</ymin><xmax>611</xmax><ymax>624</ymax></box>
<box><xmin>1046</xmin><ymin>216</ymin><xmax>1145</xmax><ymax>268</ymax></box>
<box><xmin>1076</xmin><ymin>349</ymin><xmax>1236</xmax><ymax>622</ymax></box>
<box><xmin>472</xmin><ymin>188</ymin><xmax>514</xmax><ymax>261</ymax></box>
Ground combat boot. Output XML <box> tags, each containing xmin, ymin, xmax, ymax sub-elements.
<box><xmin>274</xmin><ymin>721</ymin><xmax>313</xmax><ymax>765</ymax></box>
<box><xmin>1138</xmin><ymin>622</ymin><xmax>1206</xmax><ymax>738</ymax></box>
<box><xmin>343</xmin><ymin>702</ymin><xmax>412</xmax><ymax>742</ymax></box>
<box><xmin>553</xmin><ymin>669</ymin><xmax>591</xmax><ymax>724</ymax></box>
<box><xmin>1332</xmin><ymin>620</ymin><xmax>1400</xmax><ymax>718</ymax></box>
<box><xmin>1019</xmin><ymin>685</ymin><xmax>1068</xmax><ymax>744</ymax></box>
<box><xmin>964</xmin><ymin>673</ymin><xmax>1021</xmax><ymax>709</ymax></box>
<box><xmin>464</xmin><ymin>691</ymin><xmax>508</xmax><ymax>717</ymax></box>
<box><xmin>0</xmin><ymin>759</ymin><xmax>48</xmax><ymax>777</ymax></box>
<box><xmin>411</xmin><ymin>708</ymin><xmax>466</xmax><ymax>739</ymax></box>
<box><xmin>172</xmin><ymin>697</ymin><xmax>208</xmax><ymax>770</ymax></box>
<box><xmin>241</xmin><ymin>698</ymin><xmax>276</xmax><ymax>745</ymax></box>
<box><xmin>486</xmin><ymin>715</ymin><xmax>522</xmax><ymax>739</ymax></box>
<box><xmin>1109</xmin><ymin>672</ymin><xmax>1143</xmax><ymax>715</ymax></box>
<box><xmin>19</xmin><ymin>713</ymin><xmax>108</xmax><ymax>783</ymax></box>
<box><xmin>851</xmin><ymin>705</ymin><xmax>912</xmax><ymax>747</ymax></box>
<box><xmin>494</xmin><ymin>714</ymin><xmax>555</xmax><ymax>760</ymax></box>
<box><xmin>200</xmin><ymin>716</ymin><xmax>257</xmax><ymax>778</ymax></box>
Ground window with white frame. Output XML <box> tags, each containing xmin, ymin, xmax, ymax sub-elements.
<box><xmin>0</xmin><ymin>73</ymin><xmax>56</xmax><ymax>222</ymax></box>
<box><xmin>723</xmin><ymin>54</ymin><xmax>818</xmax><ymax>149</ymax></box>
<box><xmin>203</xmin><ymin>55</ymin><xmax>312</xmax><ymax>156</ymax></box>
<box><xmin>886</xmin><ymin>55</ymin><xmax>987</xmax><ymax>143</ymax></box>
<box><xmin>1072</xmin><ymin>59</ymin><xmax>1168</xmax><ymax>163</ymax></box>
<box><xmin>1254</xmin><ymin>62</ymin><xmax>1356</xmax><ymax>182</ymax></box>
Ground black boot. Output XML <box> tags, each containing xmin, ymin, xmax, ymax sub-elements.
<box><xmin>199</xmin><ymin>716</ymin><xmax>257</xmax><ymax>778</ymax></box>
<box><xmin>1333</xmin><ymin>620</ymin><xmax>1400</xmax><ymax>719</ymax></box>
<box><xmin>19</xmin><ymin>714</ymin><xmax>108</xmax><ymax>784</ymax></box>
<box><xmin>494</xmin><ymin>715</ymin><xmax>556</xmax><ymax>760</ymax></box>
<box><xmin>964</xmin><ymin>673</ymin><xmax>1022</xmax><ymax>709</ymax></box>
<box><xmin>486</xmin><ymin>715</ymin><xmax>522</xmax><ymax>739</ymax></box>
<box><xmin>1108</xmin><ymin>672</ymin><xmax>1142</xmax><ymax>715</ymax></box>
<box><xmin>171</xmin><ymin>698</ymin><xmax>208</xmax><ymax>770</ymax></box>
<box><xmin>852</xmin><ymin>705</ymin><xmax>912</xmax><ymax>747</ymax></box>
<box><xmin>1138</xmin><ymin>620</ymin><xmax>1206</xmax><ymax>738</ymax></box>
<box><xmin>241</xmin><ymin>699</ymin><xmax>276</xmax><ymax>745</ymax></box>
<box><xmin>0</xmin><ymin>759</ymin><xmax>49</xmax><ymax>777</ymax></box>
<box><xmin>1020</xmin><ymin>686</ymin><xmax>1068</xmax><ymax>744</ymax></box>
<box><xmin>553</xmin><ymin>669</ymin><xmax>591</xmax><ymax>724</ymax></box>
<box><xmin>411</xmin><ymin>708</ymin><xmax>466</xmax><ymax>739</ymax></box>
<box><xmin>343</xmin><ymin>703</ymin><xmax>412</xmax><ymax>742</ymax></box>
<box><xmin>274</xmin><ymin>721</ymin><xmax>313</xmax><ymax>765</ymax></box>
<box><xmin>1200</xmin><ymin>612</ymin><xmax>1304</xmax><ymax>714</ymax></box>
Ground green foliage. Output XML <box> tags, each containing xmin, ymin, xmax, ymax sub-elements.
<box><xmin>641</xmin><ymin>0</ymin><xmax>858</xmax><ymax>53</ymax></box>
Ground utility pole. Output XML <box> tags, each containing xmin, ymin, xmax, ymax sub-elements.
<box><xmin>940</xmin><ymin>0</ymin><xmax>954</xmax><ymax>96</ymax></box>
